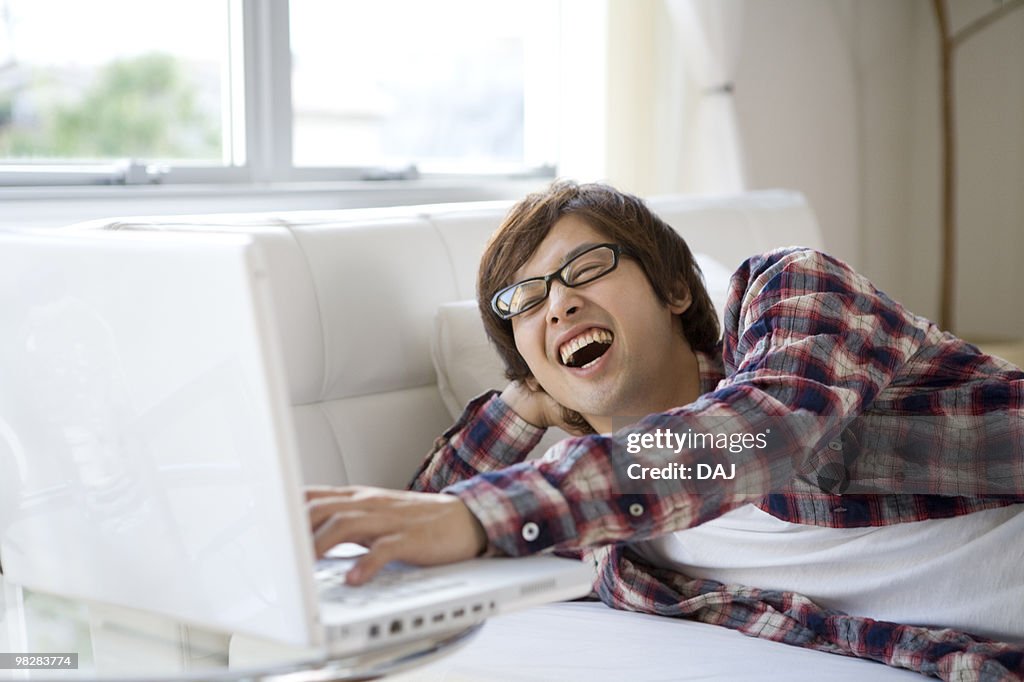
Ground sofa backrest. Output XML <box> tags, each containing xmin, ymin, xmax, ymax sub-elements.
<box><xmin>68</xmin><ymin>190</ymin><xmax>822</xmax><ymax>488</ymax></box>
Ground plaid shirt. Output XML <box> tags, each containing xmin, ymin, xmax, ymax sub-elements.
<box><xmin>411</xmin><ymin>248</ymin><xmax>1024</xmax><ymax>680</ymax></box>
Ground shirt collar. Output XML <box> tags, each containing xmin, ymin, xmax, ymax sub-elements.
<box><xmin>695</xmin><ymin>340</ymin><xmax>726</xmax><ymax>395</ymax></box>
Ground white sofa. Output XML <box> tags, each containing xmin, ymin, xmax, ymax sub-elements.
<box><xmin>69</xmin><ymin>191</ymin><xmax>822</xmax><ymax>488</ymax></box>
<box><xmin>68</xmin><ymin>192</ymin><xmax>923</xmax><ymax>680</ymax></box>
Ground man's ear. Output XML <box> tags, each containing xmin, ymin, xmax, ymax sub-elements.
<box><xmin>667</xmin><ymin>279</ymin><xmax>692</xmax><ymax>315</ymax></box>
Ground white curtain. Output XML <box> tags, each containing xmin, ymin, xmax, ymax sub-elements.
<box><xmin>665</xmin><ymin>0</ymin><xmax>747</xmax><ymax>194</ymax></box>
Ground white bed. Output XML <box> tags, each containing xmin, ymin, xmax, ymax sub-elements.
<box><xmin>390</xmin><ymin>601</ymin><xmax>924</xmax><ymax>681</ymax></box>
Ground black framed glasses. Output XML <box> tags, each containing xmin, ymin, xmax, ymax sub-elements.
<box><xmin>491</xmin><ymin>243</ymin><xmax>623</xmax><ymax>319</ymax></box>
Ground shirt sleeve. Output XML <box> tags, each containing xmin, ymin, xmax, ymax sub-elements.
<box><xmin>445</xmin><ymin>248</ymin><xmax>934</xmax><ymax>556</ymax></box>
<box><xmin>408</xmin><ymin>390</ymin><xmax>546</xmax><ymax>493</ymax></box>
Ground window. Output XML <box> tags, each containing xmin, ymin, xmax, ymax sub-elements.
<box><xmin>0</xmin><ymin>0</ymin><xmax>559</xmax><ymax>186</ymax></box>
<box><xmin>0</xmin><ymin>0</ymin><xmax>238</xmax><ymax>184</ymax></box>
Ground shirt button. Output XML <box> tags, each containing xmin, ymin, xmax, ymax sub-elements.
<box><xmin>628</xmin><ymin>503</ymin><xmax>645</xmax><ymax>517</ymax></box>
<box><xmin>521</xmin><ymin>522</ymin><xmax>540</xmax><ymax>542</ymax></box>
<box><xmin>828</xmin><ymin>440</ymin><xmax>842</xmax><ymax>451</ymax></box>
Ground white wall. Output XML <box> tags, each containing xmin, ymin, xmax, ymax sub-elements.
<box><xmin>737</xmin><ymin>0</ymin><xmax>1023</xmax><ymax>338</ymax></box>
<box><xmin>602</xmin><ymin>0</ymin><xmax>1022</xmax><ymax>339</ymax></box>
<box><xmin>907</xmin><ymin>0</ymin><xmax>1024</xmax><ymax>339</ymax></box>
<box><xmin>734</xmin><ymin>0</ymin><xmax>867</xmax><ymax>270</ymax></box>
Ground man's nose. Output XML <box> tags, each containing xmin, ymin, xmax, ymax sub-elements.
<box><xmin>546</xmin><ymin>280</ymin><xmax>582</xmax><ymax>324</ymax></box>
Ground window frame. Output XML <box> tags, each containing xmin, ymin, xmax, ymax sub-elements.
<box><xmin>0</xmin><ymin>0</ymin><xmax>557</xmax><ymax>188</ymax></box>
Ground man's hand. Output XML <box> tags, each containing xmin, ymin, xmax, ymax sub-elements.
<box><xmin>500</xmin><ymin>380</ymin><xmax>586</xmax><ymax>434</ymax></box>
<box><xmin>306</xmin><ymin>486</ymin><xmax>487</xmax><ymax>585</ymax></box>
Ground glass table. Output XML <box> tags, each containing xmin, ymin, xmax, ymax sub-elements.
<box><xmin>0</xmin><ymin>576</ymin><xmax>480</xmax><ymax>681</ymax></box>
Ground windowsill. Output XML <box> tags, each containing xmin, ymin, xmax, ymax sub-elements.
<box><xmin>0</xmin><ymin>177</ymin><xmax>551</xmax><ymax>229</ymax></box>
<box><xmin>0</xmin><ymin>176</ymin><xmax>546</xmax><ymax>201</ymax></box>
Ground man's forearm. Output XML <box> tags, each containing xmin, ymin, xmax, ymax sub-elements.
<box><xmin>409</xmin><ymin>391</ymin><xmax>546</xmax><ymax>492</ymax></box>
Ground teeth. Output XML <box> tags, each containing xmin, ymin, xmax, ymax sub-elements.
<box><xmin>559</xmin><ymin>328</ymin><xmax>613</xmax><ymax>366</ymax></box>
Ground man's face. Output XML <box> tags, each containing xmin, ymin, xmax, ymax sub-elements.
<box><xmin>509</xmin><ymin>214</ymin><xmax>696</xmax><ymax>433</ymax></box>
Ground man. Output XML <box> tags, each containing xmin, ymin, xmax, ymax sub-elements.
<box><xmin>308</xmin><ymin>181</ymin><xmax>1024</xmax><ymax>678</ymax></box>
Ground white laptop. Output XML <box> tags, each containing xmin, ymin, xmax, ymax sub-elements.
<box><xmin>0</xmin><ymin>229</ymin><xmax>592</xmax><ymax>656</ymax></box>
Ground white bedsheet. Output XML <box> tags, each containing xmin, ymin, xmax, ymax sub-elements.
<box><xmin>389</xmin><ymin>601</ymin><xmax>923</xmax><ymax>681</ymax></box>
<box><xmin>633</xmin><ymin>503</ymin><xmax>1024</xmax><ymax>643</ymax></box>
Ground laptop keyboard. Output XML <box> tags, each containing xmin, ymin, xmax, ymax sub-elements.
<box><xmin>315</xmin><ymin>560</ymin><xmax>466</xmax><ymax>607</ymax></box>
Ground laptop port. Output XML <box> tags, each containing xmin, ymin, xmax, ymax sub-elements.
<box><xmin>369</xmin><ymin>624</ymin><xmax>380</xmax><ymax>638</ymax></box>
<box><xmin>452</xmin><ymin>608</ymin><xmax>465</xmax><ymax>619</ymax></box>
<box><xmin>390</xmin><ymin>620</ymin><xmax>402</xmax><ymax>634</ymax></box>
<box><xmin>472</xmin><ymin>603</ymin><xmax>483</xmax><ymax>613</ymax></box>
<box><xmin>412</xmin><ymin>616</ymin><xmax>424</xmax><ymax>628</ymax></box>
<box><xmin>432</xmin><ymin>613</ymin><xmax>445</xmax><ymax>623</ymax></box>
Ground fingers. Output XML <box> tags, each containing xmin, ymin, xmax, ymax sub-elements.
<box><xmin>307</xmin><ymin>487</ymin><xmax>395</xmax><ymax>558</ymax></box>
<box><xmin>307</xmin><ymin>490</ymin><xmax>405</xmax><ymax>532</ymax></box>
<box><xmin>304</xmin><ymin>487</ymin><xmax>488</xmax><ymax>584</ymax></box>
<box><xmin>308</xmin><ymin>494</ymin><xmax>364</xmax><ymax>528</ymax></box>
<box><xmin>346</xmin><ymin>535</ymin><xmax>404</xmax><ymax>585</ymax></box>
<box><xmin>305</xmin><ymin>485</ymin><xmax>363</xmax><ymax>502</ymax></box>
<box><xmin>308</xmin><ymin>488</ymin><xmax>423</xmax><ymax>556</ymax></box>
<box><xmin>311</xmin><ymin>507</ymin><xmax>400</xmax><ymax>557</ymax></box>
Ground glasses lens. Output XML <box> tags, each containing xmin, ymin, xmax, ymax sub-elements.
<box><xmin>563</xmin><ymin>246</ymin><xmax>616</xmax><ymax>285</ymax></box>
<box><xmin>492</xmin><ymin>245</ymin><xmax>619</xmax><ymax>319</ymax></box>
<box><xmin>494</xmin><ymin>279</ymin><xmax>548</xmax><ymax>318</ymax></box>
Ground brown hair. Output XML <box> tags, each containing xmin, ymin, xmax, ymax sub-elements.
<box><xmin>477</xmin><ymin>180</ymin><xmax>720</xmax><ymax>432</ymax></box>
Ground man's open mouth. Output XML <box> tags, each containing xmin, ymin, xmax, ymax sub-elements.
<box><xmin>559</xmin><ymin>328</ymin><xmax>614</xmax><ymax>369</ymax></box>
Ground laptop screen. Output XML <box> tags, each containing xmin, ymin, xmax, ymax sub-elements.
<box><xmin>0</xmin><ymin>231</ymin><xmax>320</xmax><ymax>645</ymax></box>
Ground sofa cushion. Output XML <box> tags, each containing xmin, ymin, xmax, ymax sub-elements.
<box><xmin>432</xmin><ymin>300</ymin><xmax>573</xmax><ymax>455</ymax></box>
<box><xmin>432</xmin><ymin>300</ymin><xmax>505</xmax><ymax>419</ymax></box>
<box><xmin>289</xmin><ymin>216</ymin><xmax>460</xmax><ymax>402</ymax></box>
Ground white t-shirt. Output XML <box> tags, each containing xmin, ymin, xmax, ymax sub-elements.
<box><xmin>631</xmin><ymin>503</ymin><xmax>1024</xmax><ymax>643</ymax></box>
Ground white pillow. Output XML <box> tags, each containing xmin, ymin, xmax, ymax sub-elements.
<box><xmin>432</xmin><ymin>299</ymin><xmax>507</xmax><ymax>420</ymax></box>
<box><xmin>432</xmin><ymin>301</ymin><xmax>572</xmax><ymax>456</ymax></box>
